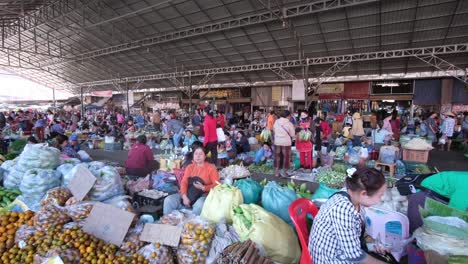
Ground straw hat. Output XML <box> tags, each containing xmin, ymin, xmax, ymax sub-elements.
<box><xmin>352</xmin><ymin>112</ymin><xmax>361</xmax><ymax>119</ymax></box>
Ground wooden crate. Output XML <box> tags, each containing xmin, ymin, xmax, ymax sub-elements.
<box><xmin>402</xmin><ymin>148</ymin><xmax>430</xmax><ymax>163</ymax></box>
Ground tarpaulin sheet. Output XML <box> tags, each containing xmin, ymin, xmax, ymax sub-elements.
<box><xmin>413</xmin><ymin>79</ymin><xmax>441</xmax><ymax>105</ymax></box>
<box><xmin>344</xmin><ymin>82</ymin><xmax>369</xmax><ymax>99</ymax></box>
<box><xmin>452</xmin><ymin>79</ymin><xmax>468</xmax><ymax>104</ymax></box>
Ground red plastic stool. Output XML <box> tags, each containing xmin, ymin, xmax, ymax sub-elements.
<box><xmin>289</xmin><ymin>198</ymin><xmax>319</xmax><ymax>264</ymax></box>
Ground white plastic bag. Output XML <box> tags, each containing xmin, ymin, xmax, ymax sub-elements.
<box><xmin>217</xmin><ymin>128</ymin><xmax>226</xmax><ymax>142</ymax></box>
<box><xmin>77</xmin><ymin>150</ymin><xmax>91</xmax><ymax>161</ymax></box>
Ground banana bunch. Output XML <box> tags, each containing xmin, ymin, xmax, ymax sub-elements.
<box><xmin>286</xmin><ymin>181</ymin><xmax>311</xmax><ymax>199</ymax></box>
<box><xmin>0</xmin><ymin>187</ymin><xmax>21</xmax><ymax>210</ymax></box>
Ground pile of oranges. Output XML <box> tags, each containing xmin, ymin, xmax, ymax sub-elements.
<box><xmin>1</xmin><ymin>224</ymin><xmax>149</xmax><ymax>264</ymax></box>
<box><xmin>0</xmin><ymin>211</ymin><xmax>35</xmax><ymax>256</ymax></box>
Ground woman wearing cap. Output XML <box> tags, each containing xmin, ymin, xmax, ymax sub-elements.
<box><xmin>202</xmin><ymin>107</ymin><xmax>218</xmax><ymax>165</ymax></box>
<box><xmin>125</xmin><ymin>135</ymin><xmax>156</xmax><ymax>176</ymax></box>
<box><xmin>440</xmin><ymin>112</ymin><xmax>456</xmax><ymax>151</ymax></box>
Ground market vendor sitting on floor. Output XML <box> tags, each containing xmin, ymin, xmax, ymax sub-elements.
<box><xmin>183</xmin><ymin>129</ymin><xmax>197</xmax><ymax>148</ymax></box>
<box><xmin>55</xmin><ymin>134</ymin><xmax>79</xmax><ymax>159</ymax></box>
<box><xmin>309</xmin><ymin>168</ymin><xmax>390</xmax><ymax>264</ymax></box>
<box><xmin>254</xmin><ymin>142</ymin><xmax>273</xmax><ymax>164</ymax></box>
<box><xmin>164</xmin><ymin>145</ymin><xmax>220</xmax><ymax>215</ymax></box>
<box><xmin>125</xmin><ymin>135</ymin><xmax>155</xmax><ymax>177</ymax></box>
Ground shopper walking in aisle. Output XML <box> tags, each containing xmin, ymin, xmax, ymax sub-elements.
<box><xmin>343</xmin><ymin>111</ymin><xmax>353</xmax><ymax>127</ymax></box>
<box><xmin>266</xmin><ymin>110</ymin><xmax>275</xmax><ymax>131</ymax></box>
<box><xmin>390</xmin><ymin>110</ymin><xmax>401</xmax><ymax>141</ymax></box>
<box><xmin>351</xmin><ymin>112</ymin><xmax>365</xmax><ymax>146</ymax></box>
<box><xmin>216</xmin><ymin>111</ymin><xmax>226</xmax><ymax>129</ymax></box>
<box><xmin>163</xmin><ymin>146</ymin><xmax>220</xmax><ymax>215</ymax></box>
<box><xmin>440</xmin><ymin>112</ymin><xmax>456</xmax><ymax>151</ymax></box>
<box><xmin>426</xmin><ymin>112</ymin><xmax>438</xmax><ymax>145</ymax></box>
<box><xmin>273</xmin><ymin>110</ymin><xmax>295</xmax><ymax>178</ymax></box>
<box><xmin>117</xmin><ymin>111</ymin><xmax>125</xmax><ymax>127</ymax></box>
<box><xmin>152</xmin><ymin>111</ymin><xmax>161</xmax><ymax>131</ymax></box>
<box><xmin>167</xmin><ymin>112</ymin><xmax>184</xmax><ymax>148</ymax></box>
<box><xmin>203</xmin><ymin>107</ymin><xmax>218</xmax><ymax>165</ymax></box>
<box><xmin>296</xmin><ymin>110</ymin><xmax>313</xmax><ymax>169</ymax></box>
<box><xmin>192</xmin><ymin>109</ymin><xmax>202</xmax><ymax>136</ymax></box>
<box><xmin>463</xmin><ymin>112</ymin><xmax>468</xmax><ymax>146</ymax></box>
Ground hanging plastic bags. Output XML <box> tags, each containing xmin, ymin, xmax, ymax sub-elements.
<box><xmin>261</xmin><ymin>181</ymin><xmax>297</xmax><ymax>225</ymax></box>
<box><xmin>201</xmin><ymin>184</ymin><xmax>243</xmax><ymax>224</ymax></box>
<box><xmin>232</xmin><ymin>204</ymin><xmax>301</xmax><ymax>264</ymax></box>
<box><xmin>233</xmin><ymin>179</ymin><xmax>263</xmax><ymax>204</ymax></box>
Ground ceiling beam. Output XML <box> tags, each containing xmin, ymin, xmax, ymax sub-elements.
<box><xmin>41</xmin><ymin>0</ymin><xmax>380</xmax><ymax>67</ymax></box>
<box><xmin>74</xmin><ymin>43</ymin><xmax>468</xmax><ymax>87</ymax></box>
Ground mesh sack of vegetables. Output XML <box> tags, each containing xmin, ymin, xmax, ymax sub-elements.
<box><xmin>311</xmin><ymin>183</ymin><xmax>340</xmax><ymax>200</ymax></box>
<box><xmin>260</xmin><ymin>129</ymin><xmax>272</xmax><ymax>143</ymax></box>
<box><xmin>201</xmin><ymin>184</ymin><xmax>243</xmax><ymax>224</ymax></box>
<box><xmin>233</xmin><ymin>178</ymin><xmax>263</xmax><ymax>204</ymax></box>
<box><xmin>3</xmin><ymin>166</ymin><xmax>25</xmax><ymax>189</ymax></box>
<box><xmin>16</xmin><ymin>143</ymin><xmax>61</xmax><ymax>171</ymax></box>
<box><xmin>57</xmin><ymin>163</ymin><xmax>76</xmax><ymax>186</ymax></box>
<box><xmin>85</xmin><ymin>161</ymin><xmax>106</xmax><ymax>176</ymax></box>
<box><xmin>232</xmin><ymin>204</ymin><xmax>301</xmax><ymax>264</ymax></box>
<box><xmin>88</xmin><ymin>166</ymin><xmax>124</xmax><ymax>201</ymax></box>
<box><xmin>261</xmin><ymin>181</ymin><xmax>297</xmax><ymax>225</ymax></box>
<box><xmin>138</xmin><ymin>243</ymin><xmax>174</xmax><ymax>264</ymax></box>
<box><xmin>20</xmin><ymin>169</ymin><xmax>61</xmax><ymax>205</ymax></box>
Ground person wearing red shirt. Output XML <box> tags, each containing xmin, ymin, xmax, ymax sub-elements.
<box><xmin>216</xmin><ymin>111</ymin><xmax>226</xmax><ymax>129</ymax></box>
<box><xmin>203</xmin><ymin>107</ymin><xmax>218</xmax><ymax>165</ymax></box>
<box><xmin>125</xmin><ymin>135</ymin><xmax>155</xmax><ymax>176</ymax></box>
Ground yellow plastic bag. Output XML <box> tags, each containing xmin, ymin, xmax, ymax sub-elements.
<box><xmin>232</xmin><ymin>204</ymin><xmax>301</xmax><ymax>264</ymax></box>
<box><xmin>201</xmin><ymin>184</ymin><xmax>243</xmax><ymax>224</ymax></box>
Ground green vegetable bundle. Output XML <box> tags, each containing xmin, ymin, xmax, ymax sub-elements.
<box><xmin>316</xmin><ymin>168</ymin><xmax>347</xmax><ymax>188</ymax></box>
<box><xmin>285</xmin><ymin>181</ymin><xmax>311</xmax><ymax>199</ymax></box>
<box><xmin>248</xmin><ymin>164</ymin><xmax>274</xmax><ymax>174</ymax></box>
<box><xmin>298</xmin><ymin>130</ymin><xmax>312</xmax><ymax>142</ymax></box>
<box><xmin>260</xmin><ymin>129</ymin><xmax>272</xmax><ymax>143</ymax></box>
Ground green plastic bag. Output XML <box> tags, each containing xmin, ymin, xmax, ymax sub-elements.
<box><xmin>232</xmin><ymin>204</ymin><xmax>301</xmax><ymax>264</ymax></box>
<box><xmin>234</xmin><ymin>179</ymin><xmax>263</xmax><ymax>204</ymax></box>
<box><xmin>311</xmin><ymin>183</ymin><xmax>340</xmax><ymax>200</ymax></box>
<box><xmin>201</xmin><ymin>184</ymin><xmax>243</xmax><ymax>224</ymax></box>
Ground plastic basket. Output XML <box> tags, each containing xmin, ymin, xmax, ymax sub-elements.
<box><xmin>402</xmin><ymin>149</ymin><xmax>429</xmax><ymax>163</ymax></box>
<box><xmin>104</xmin><ymin>142</ymin><xmax>122</xmax><ymax>151</ymax></box>
<box><xmin>132</xmin><ymin>193</ymin><xmax>167</xmax><ymax>210</ymax></box>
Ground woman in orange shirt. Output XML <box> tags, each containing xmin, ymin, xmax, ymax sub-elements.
<box><xmin>163</xmin><ymin>146</ymin><xmax>220</xmax><ymax>215</ymax></box>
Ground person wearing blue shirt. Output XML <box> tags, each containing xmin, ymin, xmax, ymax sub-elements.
<box><xmin>69</xmin><ymin>134</ymin><xmax>81</xmax><ymax>152</ymax></box>
<box><xmin>51</xmin><ymin>120</ymin><xmax>64</xmax><ymax>135</ymax></box>
<box><xmin>134</xmin><ymin>111</ymin><xmax>145</xmax><ymax>129</ymax></box>
<box><xmin>183</xmin><ymin>130</ymin><xmax>197</xmax><ymax>147</ymax></box>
